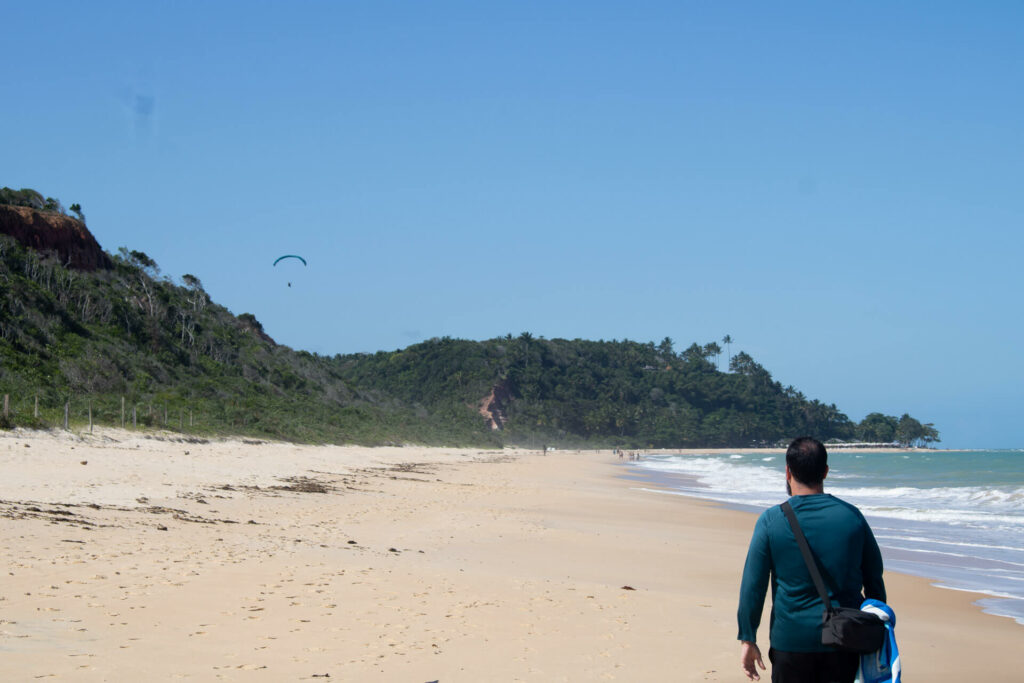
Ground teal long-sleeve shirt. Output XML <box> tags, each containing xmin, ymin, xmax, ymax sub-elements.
<box><xmin>737</xmin><ymin>493</ymin><xmax>886</xmax><ymax>652</ymax></box>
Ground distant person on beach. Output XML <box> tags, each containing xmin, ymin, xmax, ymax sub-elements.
<box><xmin>736</xmin><ymin>437</ymin><xmax>886</xmax><ymax>682</ymax></box>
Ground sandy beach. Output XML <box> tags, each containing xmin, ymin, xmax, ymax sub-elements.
<box><xmin>1</xmin><ymin>429</ymin><xmax>1018</xmax><ymax>681</ymax></box>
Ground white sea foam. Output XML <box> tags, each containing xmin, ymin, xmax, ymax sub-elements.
<box><xmin>977</xmin><ymin>601</ymin><xmax>1024</xmax><ymax>626</ymax></box>
<box><xmin>873</xmin><ymin>534</ymin><xmax>1023</xmax><ymax>553</ymax></box>
<box><xmin>836</xmin><ymin>485</ymin><xmax>1024</xmax><ymax>511</ymax></box>
<box><xmin>931</xmin><ymin>584</ymin><xmax>1022</xmax><ymax>601</ymax></box>
<box><xmin>881</xmin><ymin>545</ymin><xmax>1024</xmax><ymax>569</ymax></box>
<box><xmin>859</xmin><ymin>505</ymin><xmax>1024</xmax><ymax>528</ymax></box>
<box><xmin>634</xmin><ymin>450</ymin><xmax>1024</xmax><ymax>628</ymax></box>
<box><xmin>639</xmin><ymin>455</ymin><xmax>1024</xmax><ymax>517</ymax></box>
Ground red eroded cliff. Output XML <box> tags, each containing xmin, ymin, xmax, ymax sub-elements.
<box><xmin>0</xmin><ymin>204</ymin><xmax>113</xmax><ymax>271</ymax></box>
<box><xmin>478</xmin><ymin>381</ymin><xmax>511</xmax><ymax>431</ymax></box>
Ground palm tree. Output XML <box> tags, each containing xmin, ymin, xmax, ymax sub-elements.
<box><xmin>703</xmin><ymin>341</ymin><xmax>722</xmax><ymax>370</ymax></box>
<box><xmin>722</xmin><ymin>335</ymin><xmax>733</xmax><ymax>370</ymax></box>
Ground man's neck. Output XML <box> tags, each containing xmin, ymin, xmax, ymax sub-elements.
<box><xmin>789</xmin><ymin>482</ymin><xmax>824</xmax><ymax>496</ymax></box>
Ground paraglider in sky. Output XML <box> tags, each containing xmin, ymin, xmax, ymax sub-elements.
<box><xmin>273</xmin><ymin>254</ymin><xmax>306</xmax><ymax>287</ymax></box>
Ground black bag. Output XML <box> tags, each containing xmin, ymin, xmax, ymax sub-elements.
<box><xmin>821</xmin><ymin>606</ymin><xmax>886</xmax><ymax>653</ymax></box>
<box><xmin>781</xmin><ymin>502</ymin><xmax>886</xmax><ymax>654</ymax></box>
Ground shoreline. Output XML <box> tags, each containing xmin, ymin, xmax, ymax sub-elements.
<box><xmin>635</xmin><ymin>446</ymin><xmax>952</xmax><ymax>455</ymax></box>
<box><xmin>620</xmin><ymin>457</ymin><xmax>1024</xmax><ymax>628</ymax></box>
<box><xmin>1</xmin><ymin>429</ymin><xmax>1020</xmax><ymax>680</ymax></box>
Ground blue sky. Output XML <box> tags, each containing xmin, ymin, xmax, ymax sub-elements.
<box><xmin>3</xmin><ymin>2</ymin><xmax>1022</xmax><ymax>447</ymax></box>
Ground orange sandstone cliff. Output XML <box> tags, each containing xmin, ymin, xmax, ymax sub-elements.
<box><xmin>0</xmin><ymin>204</ymin><xmax>112</xmax><ymax>271</ymax></box>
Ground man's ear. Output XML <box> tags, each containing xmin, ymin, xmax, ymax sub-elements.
<box><xmin>823</xmin><ymin>465</ymin><xmax>829</xmax><ymax>480</ymax></box>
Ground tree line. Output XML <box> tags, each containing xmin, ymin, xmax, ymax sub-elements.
<box><xmin>1</xmin><ymin>187</ymin><xmax>85</xmax><ymax>222</ymax></box>
<box><xmin>334</xmin><ymin>334</ymin><xmax>939</xmax><ymax>448</ymax></box>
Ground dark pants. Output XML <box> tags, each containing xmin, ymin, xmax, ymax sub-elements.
<box><xmin>768</xmin><ymin>648</ymin><xmax>859</xmax><ymax>683</ymax></box>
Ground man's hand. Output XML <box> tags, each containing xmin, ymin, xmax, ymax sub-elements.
<box><xmin>740</xmin><ymin>641</ymin><xmax>766</xmax><ymax>681</ymax></box>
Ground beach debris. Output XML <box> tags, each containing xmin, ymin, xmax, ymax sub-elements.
<box><xmin>156</xmin><ymin>525</ymin><xmax>167</xmax><ymax>531</ymax></box>
<box><xmin>347</xmin><ymin>540</ymin><xmax>357</xmax><ymax>544</ymax></box>
<box><xmin>172</xmin><ymin>511</ymin><xmax>230</xmax><ymax>525</ymax></box>
<box><xmin>392</xmin><ymin>462</ymin><xmax>436</xmax><ymax>474</ymax></box>
<box><xmin>388</xmin><ymin>547</ymin><xmax>399</xmax><ymax>553</ymax></box>
<box><xmin>621</xmin><ymin>585</ymin><xmax>636</xmax><ymax>591</ymax></box>
<box><xmin>271</xmin><ymin>477</ymin><xmax>332</xmax><ymax>493</ymax></box>
<box><xmin>80</xmin><ymin>461</ymin><xmax>87</xmax><ymax>465</ymax></box>
<box><xmin>2</xmin><ymin>503</ymin><xmax>102</xmax><ymax>528</ymax></box>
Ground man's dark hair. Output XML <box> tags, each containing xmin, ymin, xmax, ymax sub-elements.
<box><xmin>786</xmin><ymin>436</ymin><xmax>828</xmax><ymax>486</ymax></box>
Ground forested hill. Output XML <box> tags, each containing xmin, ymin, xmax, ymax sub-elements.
<box><xmin>0</xmin><ymin>189</ymin><xmax>938</xmax><ymax>448</ymax></box>
<box><xmin>334</xmin><ymin>336</ymin><xmax>938</xmax><ymax>447</ymax></box>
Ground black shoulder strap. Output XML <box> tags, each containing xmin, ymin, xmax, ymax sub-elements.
<box><xmin>781</xmin><ymin>501</ymin><xmax>834</xmax><ymax>615</ymax></box>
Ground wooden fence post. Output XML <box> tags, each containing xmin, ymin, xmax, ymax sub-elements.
<box><xmin>64</xmin><ymin>402</ymin><xmax>69</xmax><ymax>430</ymax></box>
<box><xmin>34</xmin><ymin>393</ymin><xmax>39</xmax><ymax>418</ymax></box>
<box><xmin>3</xmin><ymin>394</ymin><xmax>8</xmax><ymax>419</ymax></box>
<box><xmin>89</xmin><ymin>400</ymin><xmax>93</xmax><ymax>433</ymax></box>
<box><xmin>164</xmin><ymin>403</ymin><xmax>167</xmax><ymax>426</ymax></box>
<box><xmin>190</xmin><ymin>409</ymin><xmax>193</xmax><ymax>427</ymax></box>
<box><xmin>133</xmin><ymin>405</ymin><xmax>137</xmax><ymax>428</ymax></box>
<box><xmin>121</xmin><ymin>396</ymin><xmax>125</xmax><ymax>428</ymax></box>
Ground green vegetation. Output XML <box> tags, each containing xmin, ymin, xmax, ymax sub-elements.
<box><xmin>0</xmin><ymin>189</ymin><xmax>940</xmax><ymax>447</ymax></box>
<box><xmin>857</xmin><ymin>412</ymin><xmax>940</xmax><ymax>448</ymax></box>
<box><xmin>69</xmin><ymin>203</ymin><xmax>85</xmax><ymax>223</ymax></box>
<box><xmin>0</xmin><ymin>234</ymin><xmax>495</xmax><ymax>445</ymax></box>
<box><xmin>335</xmin><ymin>335</ymin><xmax>939</xmax><ymax>448</ymax></box>
<box><xmin>0</xmin><ymin>187</ymin><xmax>75</xmax><ymax>216</ymax></box>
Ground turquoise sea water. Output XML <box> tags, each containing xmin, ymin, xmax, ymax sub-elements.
<box><xmin>634</xmin><ymin>450</ymin><xmax>1024</xmax><ymax>626</ymax></box>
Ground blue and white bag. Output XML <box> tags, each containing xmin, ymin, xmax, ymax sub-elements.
<box><xmin>857</xmin><ymin>599</ymin><xmax>900</xmax><ymax>683</ymax></box>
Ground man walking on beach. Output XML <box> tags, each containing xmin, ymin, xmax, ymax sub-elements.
<box><xmin>736</xmin><ymin>437</ymin><xmax>886</xmax><ymax>682</ymax></box>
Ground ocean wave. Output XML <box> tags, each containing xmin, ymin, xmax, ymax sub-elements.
<box><xmin>976</xmin><ymin>600</ymin><xmax>1024</xmax><ymax>626</ymax></box>
<box><xmin>836</xmin><ymin>485</ymin><xmax>1024</xmax><ymax>515</ymax></box>
<box><xmin>873</xmin><ymin>534</ymin><xmax>1024</xmax><ymax>553</ymax></box>
<box><xmin>880</xmin><ymin>545</ymin><xmax>1024</xmax><ymax>569</ymax></box>
<box><xmin>930</xmin><ymin>584</ymin><xmax>1023</xmax><ymax>601</ymax></box>
<box><xmin>638</xmin><ymin>456</ymin><xmax>1024</xmax><ymax>515</ymax></box>
<box><xmin>859</xmin><ymin>505</ymin><xmax>1024</xmax><ymax>528</ymax></box>
<box><xmin>637</xmin><ymin>457</ymin><xmax>783</xmax><ymax>495</ymax></box>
